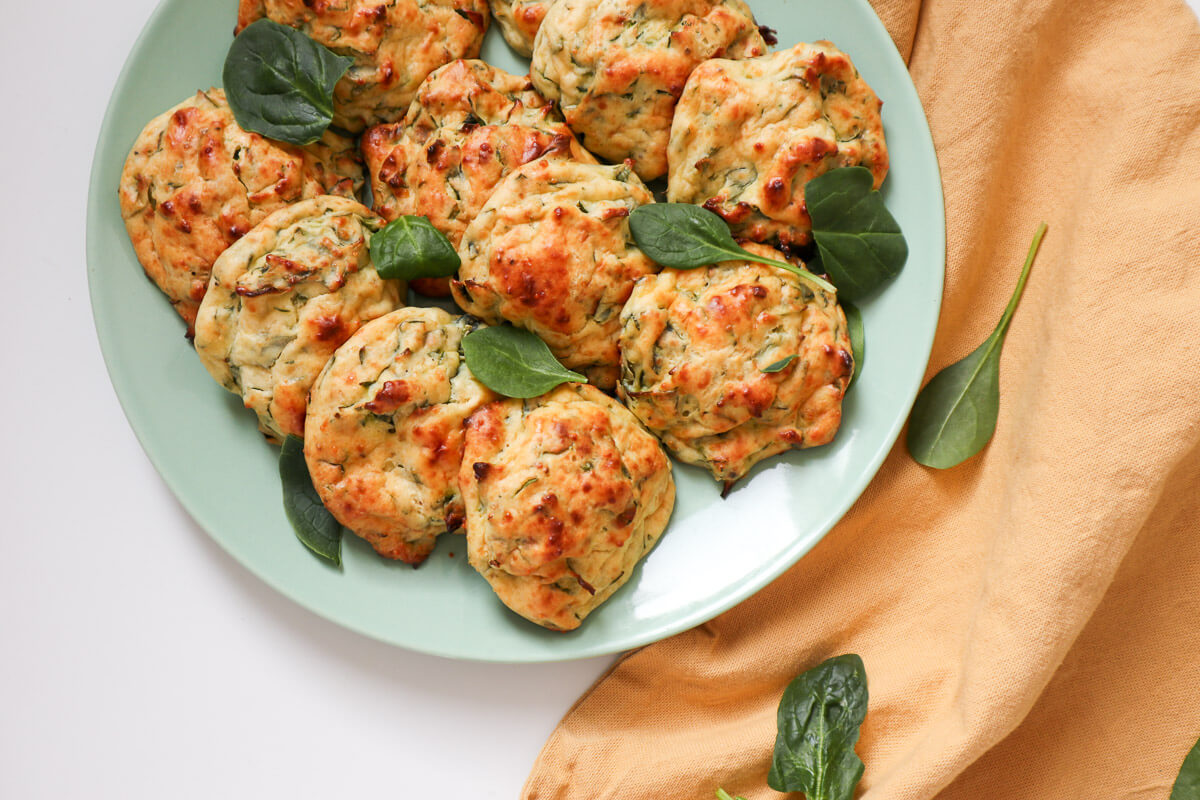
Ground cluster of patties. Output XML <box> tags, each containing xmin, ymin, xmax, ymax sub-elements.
<box><xmin>668</xmin><ymin>40</ymin><xmax>888</xmax><ymax>246</ymax></box>
<box><xmin>236</xmin><ymin>0</ymin><xmax>489</xmax><ymax>132</ymax></box>
<box><xmin>118</xmin><ymin>0</ymin><xmax>888</xmax><ymax>630</ymax></box>
<box><xmin>118</xmin><ymin>89</ymin><xmax>363</xmax><ymax>332</ymax></box>
<box><xmin>362</xmin><ymin>60</ymin><xmax>594</xmax><ymax>295</ymax></box>
<box><xmin>531</xmin><ymin>0</ymin><xmax>769</xmax><ymax>179</ymax></box>
<box><xmin>619</xmin><ymin>243</ymin><xmax>854</xmax><ymax>485</ymax></box>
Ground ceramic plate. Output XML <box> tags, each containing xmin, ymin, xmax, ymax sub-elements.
<box><xmin>87</xmin><ymin>0</ymin><xmax>944</xmax><ymax>662</ymax></box>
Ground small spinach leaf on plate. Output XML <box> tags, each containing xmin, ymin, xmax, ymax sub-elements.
<box><xmin>906</xmin><ymin>223</ymin><xmax>1047</xmax><ymax>469</ymax></box>
<box><xmin>842</xmin><ymin>301</ymin><xmax>864</xmax><ymax>389</ymax></box>
<box><xmin>462</xmin><ymin>325</ymin><xmax>585</xmax><ymax>398</ymax></box>
<box><xmin>807</xmin><ymin>166</ymin><xmax>907</xmax><ymax>301</ymax></box>
<box><xmin>629</xmin><ymin>204</ymin><xmax>835</xmax><ymax>294</ymax></box>
<box><xmin>370</xmin><ymin>216</ymin><xmax>461</xmax><ymax>281</ymax></box>
<box><xmin>768</xmin><ymin>654</ymin><xmax>868</xmax><ymax>800</ymax></box>
<box><xmin>223</xmin><ymin>19</ymin><xmax>352</xmax><ymax>145</ymax></box>
<box><xmin>279</xmin><ymin>435</ymin><xmax>342</xmax><ymax>566</ymax></box>
<box><xmin>1171</xmin><ymin>735</ymin><xmax>1200</xmax><ymax>800</ymax></box>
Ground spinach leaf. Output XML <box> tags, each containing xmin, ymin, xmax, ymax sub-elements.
<box><xmin>370</xmin><ymin>216</ymin><xmax>461</xmax><ymax>281</ymax></box>
<box><xmin>715</xmin><ymin>790</ymin><xmax>746</xmax><ymax>800</ymax></box>
<box><xmin>807</xmin><ymin>167</ymin><xmax>908</xmax><ymax>301</ymax></box>
<box><xmin>762</xmin><ymin>355</ymin><xmax>798</xmax><ymax>374</ymax></box>
<box><xmin>223</xmin><ymin>19</ymin><xmax>352</xmax><ymax>145</ymax></box>
<box><xmin>907</xmin><ymin>223</ymin><xmax>1047</xmax><ymax>468</ymax></box>
<box><xmin>279</xmin><ymin>435</ymin><xmax>342</xmax><ymax>566</ymax></box>
<box><xmin>843</xmin><ymin>302</ymin><xmax>864</xmax><ymax>389</ymax></box>
<box><xmin>629</xmin><ymin>204</ymin><xmax>835</xmax><ymax>294</ymax></box>
<box><xmin>1172</xmin><ymin>736</ymin><xmax>1200</xmax><ymax>800</ymax></box>
<box><xmin>462</xmin><ymin>325</ymin><xmax>586</xmax><ymax>398</ymax></box>
<box><xmin>768</xmin><ymin>654</ymin><xmax>868</xmax><ymax>800</ymax></box>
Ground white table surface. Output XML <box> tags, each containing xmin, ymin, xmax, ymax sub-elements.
<box><xmin>2</xmin><ymin>1</ymin><xmax>1196</xmax><ymax>797</ymax></box>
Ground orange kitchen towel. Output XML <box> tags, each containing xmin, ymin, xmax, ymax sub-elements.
<box><xmin>524</xmin><ymin>0</ymin><xmax>1200</xmax><ymax>797</ymax></box>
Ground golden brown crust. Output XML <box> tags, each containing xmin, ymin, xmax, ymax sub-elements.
<box><xmin>462</xmin><ymin>384</ymin><xmax>674</xmax><ymax>630</ymax></box>
<box><xmin>118</xmin><ymin>89</ymin><xmax>362</xmax><ymax>332</ymax></box>
<box><xmin>618</xmin><ymin>243</ymin><xmax>852</xmax><ymax>484</ymax></box>
<box><xmin>304</xmin><ymin>308</ymin><xmax>494</xmax><ymax>563</ymax></box>
<box><xmin>193</xmin><ymin>196</ymin><xmax>404</xmax><ymax>441</ymax></box>
<box><xmin>530</xmin><ymin>0</ymin><xmax>766</xmax><ymax>180</ymax></box>
<box><xmin>668</xmin><ymin>41</ymin><xmax>888</xmax><ymax>247</ymax></box>
<box><xmin>235</xmin><ymin>0</ymin><xmax>489</xmax><ymax>132</ymax></box>
<box><xmin>453</xmin><ymin>160</ymin><xmax>657</xmax><ymax>389</ymax></box>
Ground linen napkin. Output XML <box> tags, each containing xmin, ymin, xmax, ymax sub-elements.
<box><xmin>523</xmin><ymin>0</ymin><xmax>1200</xmax><ymax>797</ymax></box>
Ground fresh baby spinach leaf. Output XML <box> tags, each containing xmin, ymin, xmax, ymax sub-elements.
<box><xmin>843</xmin><ymin>302</ymin><xmax>864</xmax><ymax>389</ymax></box>
<box><xmin>279</xmin><ymin>435</ymin><xmax>342</xmax><ymax>566</ymax></box>
<box><xmin>907</xmin><ymin>223</ymin><xmax>1047</xmax><ymax>469</ymax></box>
<box><xmin>223</xmin><ymin>19</ymin><xmax>352</xmax><ymax>145</ymax></box>
<box><xmin>371</xmin><ymin>216</ymin><xmax>461</xmax><ymax>281</ymax></box>
<box><xmin>806</xmin><ymin>167</ymin><xmax>907</xmax><ymax>301</ymax></box>
<box><xmin>1171</xmin><ymin>736</ymin><xmax>1200</xmax><ymax>800</ymax></box>
<box><xmin>768</xmin><ymin>654</ymin><xmax>868</xmax><ymax>800</ymax></box>
<box><xmin>762</xmin><ymin>355</ymin><xmax>798</xmax><ymax>374</ymax></box>
<box><xmin>629</xmin><ymin>204</ymin><xmax>836</xmax><ymax>294</ymax></box>
<box><xmin>462</xmin><ymin>325</ymin><xmax>585</xmax><ymax>398</ymax></box>
<box><xmin>715</xmin><ymin>790</ymin><xmax>746</xmax><ymax>800</ymax></box>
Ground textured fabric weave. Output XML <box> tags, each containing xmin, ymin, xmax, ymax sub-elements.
<box><xmin>524</xmin><ymin>0</ymin><xmax>1200</xmax><ymax>797</ymax></box>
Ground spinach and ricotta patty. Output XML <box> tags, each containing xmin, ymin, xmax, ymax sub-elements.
<box><xmin>461</xmin><ymin>383</ymin><xmax>675</xmax><ymax>630</ymax></box>
<box><xmin>235</xmin><ymin>0</ymin><xmax>489</xmax><ymax>132</ymax></box>
<box><xmin>361</xmin><ymin>61</ymin><xmax>592</xmax><ymax>294</ymax></box>
<box><xmin>118</xmin><ymin>89</ymin><xmax>362</xmax><ymax>333</ymax></box>
<box><xmin>193</xmin><ymin>196</ymin><xmax>403</xmax><ymax>441</ymax></box>
<box><xmin>304</xmin><ymin>307</ymin><xmax>494</xmax><ymax>564</ymax></box>
<box><xmin>618</xmin><ymin>243</ymin><xmax>853</xmax><ymax>485</ymax></box>
<box><xmin>668</xmin><ymin>41</ymin><xmax>888</xmax><ymax>247</ymax></box>
<box><xmin>530</xmin><ymin>0</ymin><xmax>767</xmax><ymax>180</ymax></box>
<box><xmin>488</xmin><ymin>0</ymin><xmax>551</xmax><ymax>57</ymax></box>
<box><xmin>452</xmin><ymin>160</ymin><xmax>657</xmax><ymax>389</ymax></box>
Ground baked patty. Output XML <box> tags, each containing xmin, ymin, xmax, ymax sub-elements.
<box><xmin>118</xmin><ymin>89</ymin><xmax>362</xmax><ymax>332</ymax></box>
<box><xmin>618</xmin><ymin>243</ymin><xmax>853</xmax><ymax>485</ymax></box>
<box><xmin>453</xmin><ymin>159</ymin><xmax>657</xmax><ymax>389</ymax></box>
<box><xmin>668</xmin><ymin>41</ymin><xmax>888</xmax><ymax>247</ymax></box>
<box><xmin>304</xmin><ymin>307</ymin><xmax>494</xmax><ymax>563</ymax></box>
<box><xmin>461</xmin><ymin>383</ymin><xmax>675</xmax><ymax>630</ymax></box>
<box><xmin>235</xmin><ymin>0</ymin><xmax>489</xmax><ymax>132</ymax></box>
<box><xmin>193</xmin><ymin>196</ymin><xmax>403</xmax><ymax>440</ymax></box>
<box><xmin>530</xmin><ymin>0</ymin><xmax>766</xmax><ymax>180</ymax></box>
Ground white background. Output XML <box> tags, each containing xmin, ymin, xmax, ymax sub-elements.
<box><xmin>1</xmin><ymin>1</ymin><xmax>1196</xmax><ymax>797</ymax></box>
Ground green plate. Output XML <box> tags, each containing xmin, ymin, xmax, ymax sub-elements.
<box><xmin>87</xmin><ymin>0</ymin><xmax>944</xmax><ymax>662</ymax></box>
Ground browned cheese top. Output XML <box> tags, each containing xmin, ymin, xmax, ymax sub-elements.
<box><xmin>118</xmin><ymin>89</ymin><xmax>362</xmax><ymax>332</ymax></box>
<box><xmin>453</xmin><ymin>159</ymin><xmax>658</xmax><ymax>389</ymax></box>
<box><xmin>461</xmin><ymin>384</ymin><xmax>675</xmax><ymax>630</ymax></box>
<box><xmin>618</xmin><ymin>243</ymin><xmax>853</xmax><ymax>484</ymax></box>
<box><xmin>668</xmin><ymin>40</ymin><xmax>888</xmax><ymax>247</ymax></box>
